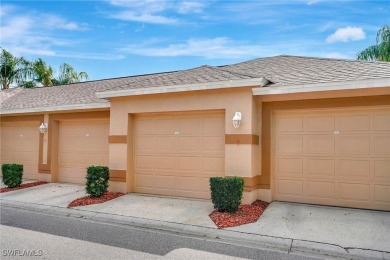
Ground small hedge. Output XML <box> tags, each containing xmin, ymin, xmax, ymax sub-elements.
<box><xmin>86</xmin><ymin>166</ymin><xmax>109</xmax><ymax>197</ymax></box>
<box><xmin>210</xmin><ymin>176</ymin><xmax>244</xmax><ymax>213</ymax></box>
<box><xmin>2</xmin><ymin>164</ymin><xmax>23</xmax><ymax>188</ymax></box>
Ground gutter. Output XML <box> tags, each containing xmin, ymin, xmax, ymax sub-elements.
<box><xmin>96</xmin><ymin>78</ymin><xmax>268</xmax><ymax>99</ymax></box>
<box><xmin>0</xmin><ymin>102</ymin><xmax>110</xmax><ymax>115</ymax></box>
<box><xmin>252</xmin><ymin>78</ymin><xmax>390</xmax><ymax>95</ymax></box>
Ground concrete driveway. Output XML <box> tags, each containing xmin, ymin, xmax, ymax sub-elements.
<box><xmin>2</xmin><ymin>182</ymin><xmax>389</xmax><ymax>253</ymax></box>
<box><xmin>228</xmin><ymin>201</ymin><xmax>390</xmax><ymax>252</ymax></box>
<box><xmin>0</xmin><ymin>182</ymin><xmax>86</xmax><ymax>207</ymax></box>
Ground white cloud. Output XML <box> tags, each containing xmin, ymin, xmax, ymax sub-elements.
<box><xmin>111</xmin><ymin>11</ymin><xmax>178</xmax><ymax>24</ymax></box>
<box><xmin>120</xmin><ymin>37</ymin><xmax>263</xmax><ymax>59</ymax></box>
<box><xmin>177</xmin><ymin>1</ymin><xmax>206</xmax><ymax>14</ymax></box>
<box><xmin>0</xmin><ymin>5</ymin><xmax>119</xmax><ymax>61</ymax></box>
<box><xmin>326</xmin><ymin>26</ymin><xmax>366</xmax><ymax>43</ymax></box>
<box><xmin>107</xmin><ymin>0</ymin><xmax>206</xmax><ymax>24</ymax></box>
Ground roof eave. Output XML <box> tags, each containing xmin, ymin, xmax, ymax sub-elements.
<box><xmin>252</xmin><ymin>78</ymin><xmax>390</xmax><ymax>95</ymax></box>
<box><xmin>96</xmin><ymin>78</ymin><xmax>268</xmax><ymax>99</ymax></box>
<box><xmin>0</xmin><ymin>102</ymin><xmax>110</xmax><ymax>115</ymax></box>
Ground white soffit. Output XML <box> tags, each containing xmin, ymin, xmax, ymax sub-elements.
<box><xmin>252</xmin><ymin>78</ymin><xmax>390</xmax><ymax>95</ymax></box>
<box><xmin>96</xmin><ymin>78</ymin><xmax>267</xmax><ymax>99</ymax></box>
<box><xmin>0</xmin><ymin>102</ymin><xmax>110</xmax><ymax>115</ymax></box>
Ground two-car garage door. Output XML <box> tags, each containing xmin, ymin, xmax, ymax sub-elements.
<box><xmin>273</xmin><ymin>106</ymin><xmax>390</xmax><ymax>211</ymax></box>
<box><xmin>134</xmin><ymin>111</ymin><xmax>225</xmax><ymax>199</ymax></box>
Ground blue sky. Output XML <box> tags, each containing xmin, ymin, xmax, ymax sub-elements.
<box><xmin>1</xmin><ymin>0</ymin><xmax>389</xmax><ymax>81</ymax></box>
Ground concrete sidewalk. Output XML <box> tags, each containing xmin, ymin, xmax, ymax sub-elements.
<box><xmin>1</xmin><ymin>183</ymin><xmax>389</xmax><ymax>259</ymax></box>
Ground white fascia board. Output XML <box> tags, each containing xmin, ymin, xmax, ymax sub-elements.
<box><xmin>0</xmin><ymin>102</ymin><xmax>110</xmax><ymax>115</ymax></box>
<box><xmin>252</xmin><ymin>78</ymin><xmax>390</xmax><ymax>95</ymax></box>
<box><xmin>96</xmin><ymin>78</ymin><xmax>265</xmax><ymax>99</ymax></box>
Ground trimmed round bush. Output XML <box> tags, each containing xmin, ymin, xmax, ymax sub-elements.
<box><xmin>210</xmin><ymin>176</ymin><xmax>244</xmax><ymax>213</ymax></box>
<box><xmin>2</xmin><ymin>164</ymin><xmax>23</xmax><ymax>188</ymax></box>
<box><xmin>86</xmin><ymin>166</ymin><xmax>109</xmax><ymax>197</ymax></box>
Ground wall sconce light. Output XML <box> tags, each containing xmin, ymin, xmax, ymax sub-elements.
<box><xmin>232</xmin><ymin>112</ymin><xmax>242</xmax><ymax>128</ymax></box>
<box><xmin>39</xmin><ymin>123</ymin><xmax>48</xmax><ymax>134</ymax></box>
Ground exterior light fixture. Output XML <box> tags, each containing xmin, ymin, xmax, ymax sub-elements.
<box><xmin>39</xmin><ymin>123</ymin><xmax>48</xmax><ymax>134</ymax></box>
<box><xmin>232</xmin><ymin>112</ymin><xmax>242</xmax><ymax>128</ymax></box>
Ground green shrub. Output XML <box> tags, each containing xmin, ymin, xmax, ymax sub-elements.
<box><xmin>2</xmin><ymin>164</ymin><xmax>23</xmax><ymax>188</ymax></box>
<box><xmin>86</xmin><ymin>166</ymin><xmax>109</xmax><ymax>197</ymax></box>
<box><xmin>210</xmin><ymin>176</ymin><xmax>244</xmax><ymax>213</ymax></box>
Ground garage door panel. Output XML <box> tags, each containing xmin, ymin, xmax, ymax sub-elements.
<box><xmin>276</xmin><ymin>136</ymin><xmax>303</xmax><ymax>155</ymax></box>
<box><xmin>306</xmin><ymin>181</ymin><xmax>335</xmax><ymax>199</ymax></box>
<box><xmin>202</xmin><ymin>136</ymin><xmax>224</xmax><ymax>153</ymax></box>
<box><xmin>338</xmin><ymin>136</ymin><xmax>370</xmax><ymax>156</ymax></box>
<box><xmin>155</xmin><ymin>175</ymin><xmax>176</xmax><ymax>189</ymax></box>
<box><xmin>339</xmin><ymin>114</ymin><xmax>370</xmax><ymax>131</ymax></box>
<box><xmin>202</xmin><ymin>117</ymin><xmax>225</xmax><ymax>133</ymax></box>
<box><xmin>178</xmin><ymin>136</ymin><xmax>202</xmax><ymax>152</ymax></box>
<box><xmin>338</xmin><ymin>159</ymin><xmax>370</xmax><ymax>178</ymax></box>
<box><xmin>275</xmin><ymin>116</ymin><xmax>303</xmax><ymax>132</ymax></box>
<box><xmin>374</xmin><ymin>185</ymin><xmax>390</xmax><ymax>203</ymax></box>
<box><xmin>277</xmin><ymin>179</ymin><xmax>303</xmax><ymax>196</ymax></box>
<box><xmin>305</xmin><ymin>135</ymin><xmax>335</xmax><ymax>155</ymax></box>
<box><xmin>178</xmin><ymin>156</ymin><xmax>201</xmax><ymax>171</ymax></box>
<box><xmin>373</xmin><ymin>136</ymin><xmax>390</xmax><ymax>156</ymax></box>
<box><xmin>156</xmin><ymin>136</ymin><xmax>176</xmax><ymax>152</ymax></box>
<box><xmin>307</xmin><ymin>159</ymin><xmax>335</xmax><ymax>177</ymax></box>
<box><xmin>274</xmin><ymin>107</ymin><xmax>390</xmax><ymax>211</ymax></box>
<box><xmin>136</xmin><ymin>155</ymin><xmax>154</xmax><ymax>170</ymax></box>
<box><xmin>156</xmin><ymin>156</ymin><xmax>176</xmax><ymax>170</ymax></box>
<box><xmin>58</xmin><ymin>121</ymin><xmax>109</xmax><ymax>184</ymax></box>
<box><xmin>374</xmin><ymin>160</ymin><xmax>390</xmax><ymax>179</ymax></box>
<box><xmin>276</xmin><ymin>158</ymin><xmax>302</xmax><ymax>176</ymax></box>
<box><xmin>134</xmin><ymin>111</ymin><xmax>224</xmax><ymax>199</ymax></box>
<box><xmin>339</xmin><ymin>183</ymin><xmax>370</xmax><ymax>202</ymax></box>
<box><xmin>179</xmin><ymin>118</ymin><xmax>201</xmax><ymax>133</ymax></box>
<box><xmin>305</xmin><ymin>116</ymin><xmax>334</xmax><ymax>132</ymax></box>
<box><xmin>202</xmin><ymin>156</ymin><xmax>224</xmax><ymax>174</ymax></box>
<box><xmin>136</xmin><ymin>136</ymin><xmax>154</xmax><ymax>152</ymax></box>
<box><xmin>156</xmin><ymin>119</ymin><xmax>177</xmax><ymax>133</ymax></box>
<box><xmin>373</xmin><ymin>113</ymin><xmax>390</xmax><ymax>131</ymax></box>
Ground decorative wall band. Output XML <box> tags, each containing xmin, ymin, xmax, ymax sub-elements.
<box><xmin>225</xmin><ymin>134</ymin><xmax>259</xmax><ymax>145</ymax></box>
<box><xmin>38</xmin><ymin>164</ymin><xmax>51</xmax><ymax>174</ymax></box>
<box><xmin>108</xmin><ymin>135</ymin><xmax>127</xmax><ymax>144</ymax></box>
<box><xmin>241</xmin><ymin>176</ymin><xmax>270</xmax><ymax>192</ymax></box>
<box><xmin>110</xmin><ymin>169</ymin><xmax>126</xmax><ymax>182</ymax></box>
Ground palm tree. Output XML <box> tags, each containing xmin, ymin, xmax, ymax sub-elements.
<box><xmin>53</xmin><ymin>63</ymin><xmax>89</xmax><ymax>85</ymax></box>
<box><xmin>33</xmin><ymin>58</ymin><xmax>54</xmax><ymax>87</ymax></box>
<box><xmin>357</xmin><ymin>25</ymin><xmax>390</xmax><ymax>62</ymax></box>
<box><xmin>0</xmin><ymin>48</ymin><xmax>33</xmax><ymax>89</ymax></box>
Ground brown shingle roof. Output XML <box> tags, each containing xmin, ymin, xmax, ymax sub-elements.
<box><xmin>1</xmin><ymin>55</ymin><xmax>390</xmax><ymax>112</ymax></box>
<box><xmin>222</xmin><ymin>55</ymin><xmax>390</xmax><ymax>87</ymax></box>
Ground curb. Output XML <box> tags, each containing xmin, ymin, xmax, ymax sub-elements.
<box><xmin>1</xmin><ymin>199</ymin><xmax>389</xmax><ymax>260</ymax></box>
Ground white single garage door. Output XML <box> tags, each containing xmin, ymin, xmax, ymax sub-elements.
<box><xmin>273</xmin><ymin>106</ymin><xmax>390</xmax><ymax>211</ymax></box>
<box><xmin>0</xmin><ymin>124</ymin><xmax>39</xmax><ymax>180</ymax></box>
<box><xmin>134</xmin><ymin>111</ymin><xmax>225</xmax><ymax>199</ymax></box>
<box><xmin>58</xmin><ymin>121</ymin><xmax>109</xmax><ymax>184</ymax></box>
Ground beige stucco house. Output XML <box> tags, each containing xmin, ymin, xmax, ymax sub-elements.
<box><xmin>1</xmin><ymin>55</ymin><xmax>389</xmax><ymax>211</ymax></box>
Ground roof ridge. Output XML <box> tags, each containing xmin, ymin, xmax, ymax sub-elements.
<box><xmin>215</xmin><ymin>66</ymin><xmax>261</xmax><ymax>79</ymax></box>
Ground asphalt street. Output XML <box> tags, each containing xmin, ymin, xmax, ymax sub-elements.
<box><xmin>0</xmin><ymin>205</ymin><xmax>317</xmax><ymax>260</ymax></box>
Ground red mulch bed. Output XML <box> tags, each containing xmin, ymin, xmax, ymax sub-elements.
<box><xmin>209</xmin><ymin>200</ymin><xmax>269</xmax><ymax>229</ymax></box>
<box><xmin>0</xmin><ymin>181</ymin><xmax>47</xmax><ymax>193</ymax></box>
<box><xmin>68</xmin><ymin>192</ymin><xmax>124</xmax><ymax>208</ymax></box>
